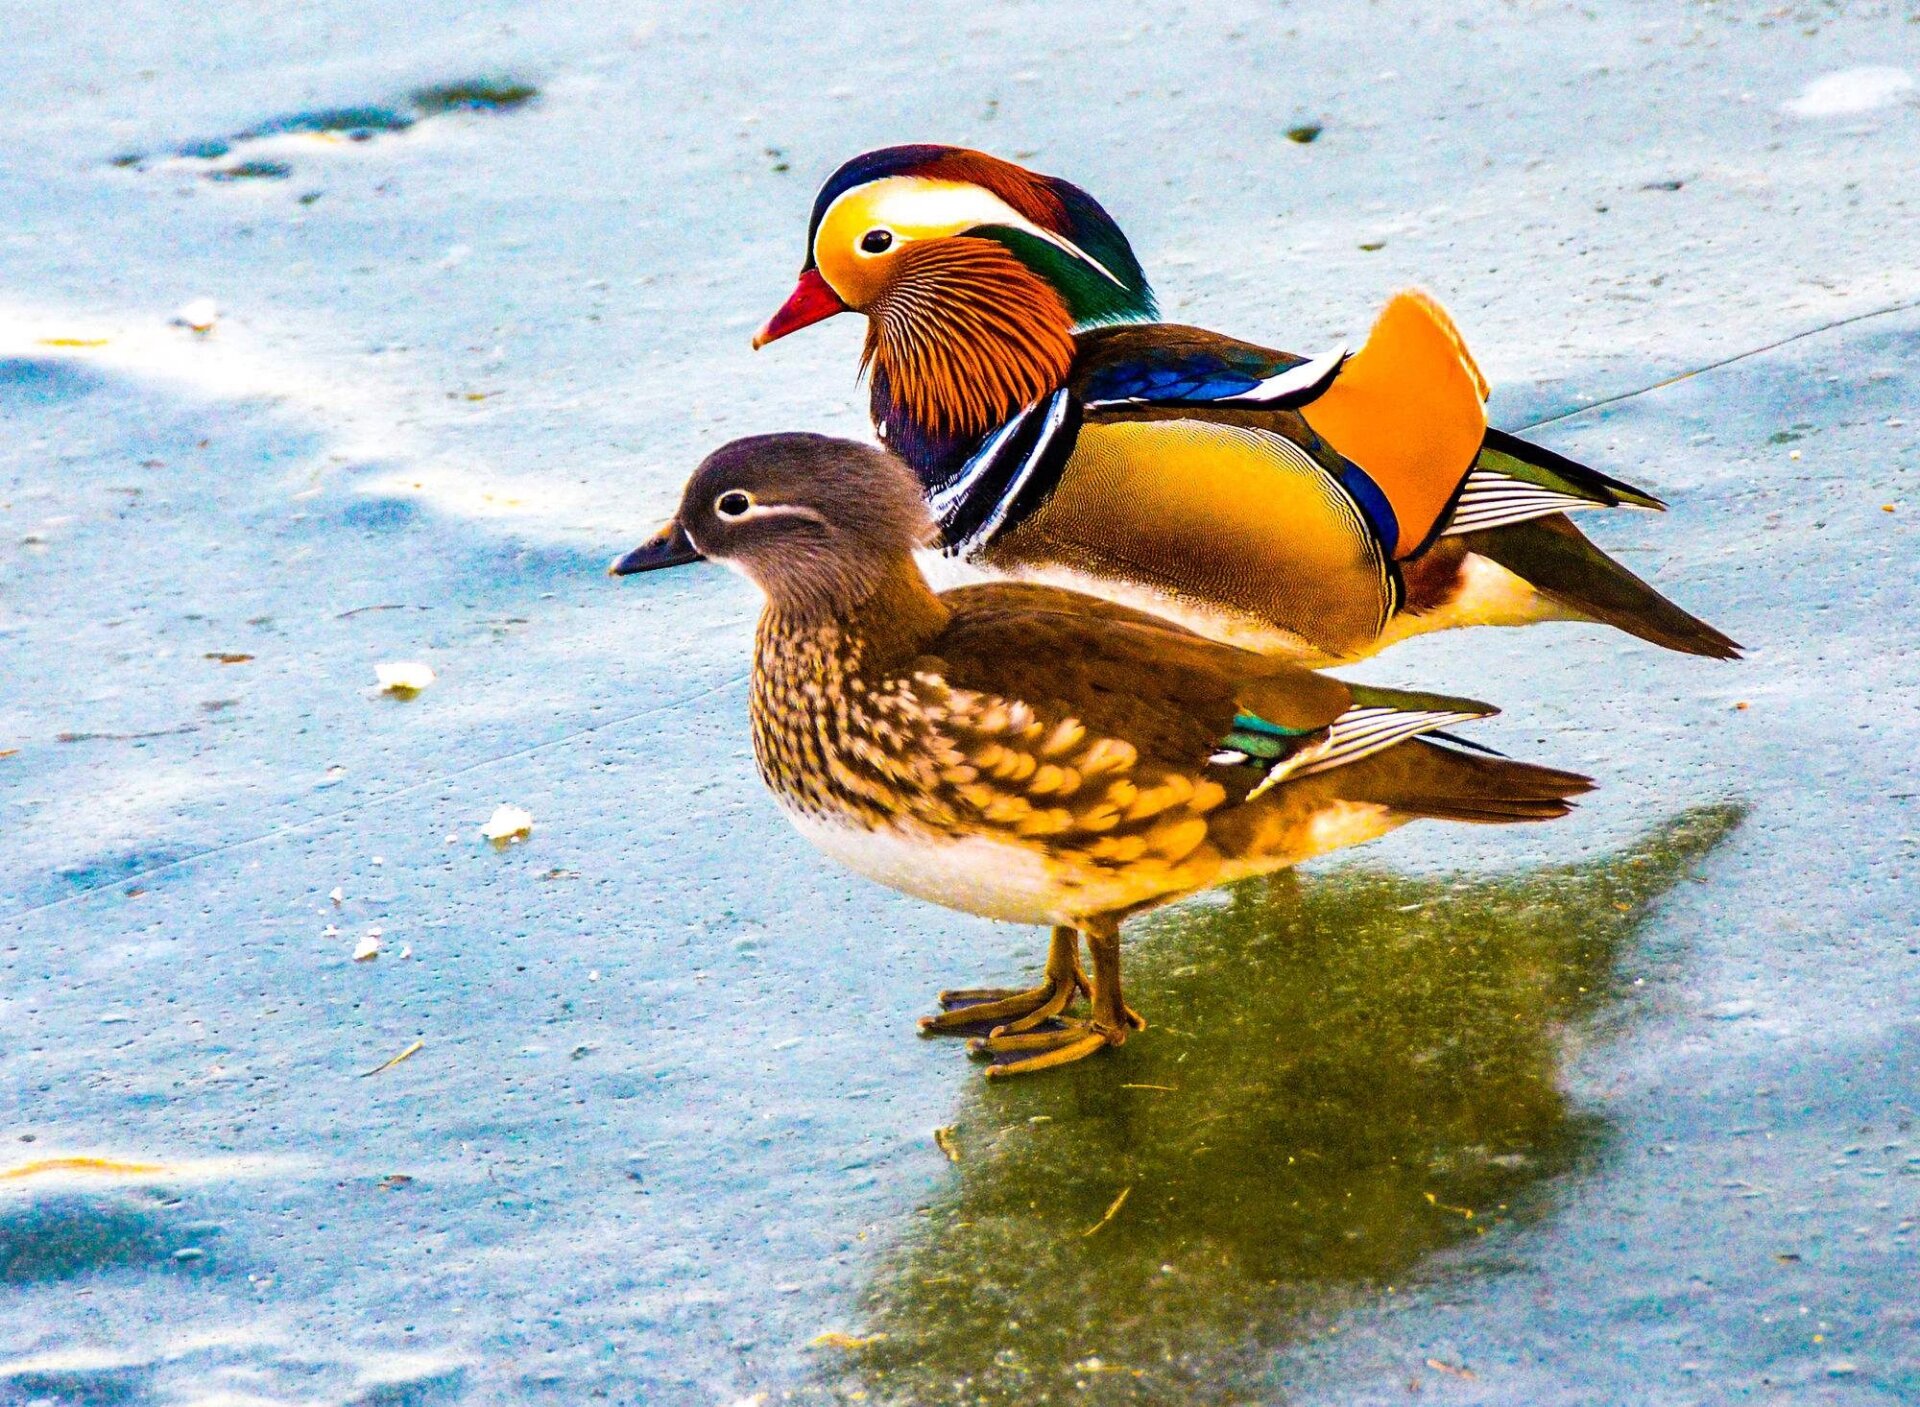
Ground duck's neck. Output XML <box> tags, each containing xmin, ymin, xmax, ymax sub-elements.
<box><xmin>750</xmin><ymin>558</ymin><xmax>953</xmax><ymax>822</ymax></box>
<box><xmin>757</xmin><ymin>555</ymin><xmax>951</xmax><ymax>672</ymax></box>
<box><xmin>864</xmin><ymin>241</ymin><xmax>1078</xmax><ymax>484</ymax></box>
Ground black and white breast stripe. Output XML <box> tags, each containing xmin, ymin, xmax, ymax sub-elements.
<box><xmin>929</xmin><ymin>388</ymin><xmax>1083</xmax><ymax>557</ymax></box>
<box><xmin>1441</xmin><ymin>467</ymin><xmax>1611</xmax><ymax>536</ymax></box>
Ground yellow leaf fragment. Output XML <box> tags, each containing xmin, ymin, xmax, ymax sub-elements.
<box><xmin>0</xmin><ymin>1156</ymin><xmax>166</xmax><ymax>1181</ymax></box>
<box><xmin>811</xmin><ymin>1331</ymin><xmax>886</xmax><ymax>1350</ymax></box>
<box><xmin>361</xmin><ymin>1039</ymin><xmax>423</xmax><ymax>1077</ymax></box>
<box><xmin>933</xmin><ymin>1126</ymin><xmax>960</xmax><ymax>1163</ymax></box>
<box><xmin>375</xmin><ymin>661</ymin><xmax>435</xmax><ymax>695</ymax></box>
<box><xmin>1083</xmin><ymin>1185</ymin><xmax>1131</xmax><ymax>1237</ymax></box>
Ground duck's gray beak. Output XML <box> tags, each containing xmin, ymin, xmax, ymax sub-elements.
<box><xmin>609</xmin><ymin>518</ymin><xmax>702</xmax><ymax>576</ymax></box>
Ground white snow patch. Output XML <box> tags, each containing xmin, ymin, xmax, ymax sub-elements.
<box><xmin>1784</xmin><ymin>66</ymin><xmax>1914</xmax><ymax>117</ymax></box>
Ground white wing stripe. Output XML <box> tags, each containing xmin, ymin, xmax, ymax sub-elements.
<box><xmin>1082</xmin><ymin>344</ymin><xmax>1348</xmax><ymax>410</ymax></box>
<box><xmin>1294</xmin><ymin>709</ymin><xmax>1487</xmax><ymax>778</ymax></box>
<box><xmin>1244</xmin><ymin>706</ymin><xmax>1487</xmax><ymax>799</ymax></box>
<box><xmin>1219</xmin><ymin>344</ymin><xmax>1350</xmax><ymax>405</ymax></box>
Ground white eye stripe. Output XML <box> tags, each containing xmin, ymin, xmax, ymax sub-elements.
<box><xmin>821</xmin><ymin>177</ymin><xmax>1127</xmax><ymax>288</ymax></box>
<box><xmin>719</xmin><ymin>501</ymin><xmax>832</xmax><ymax>528</ymax></box>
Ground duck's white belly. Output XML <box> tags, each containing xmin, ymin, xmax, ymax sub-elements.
<box><xmin>783</xmin><ymin>810</ymin><xmax>1161</xmax><ymax>926</ymax></box>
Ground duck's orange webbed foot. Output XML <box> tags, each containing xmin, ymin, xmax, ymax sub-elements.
<box><xmin>918</xmin><ymin>926</ymin><xmax>1088</xmax><ymax>1036</ymax></box>
<box><xmin>966</xmin><ymin>916</ymin><xmax>1143</xmax><ymax>1078</ymax></box>
<box><xmin>969</xmin><ymin>1007</ymin><xmax>1144</xmax><ymax>1077</ymax></box>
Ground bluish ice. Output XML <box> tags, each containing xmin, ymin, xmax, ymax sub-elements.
<box><xmin>2</xmin><ymin>3</ymin><xmax>1916</xmax><ymax>1403</ymax></box>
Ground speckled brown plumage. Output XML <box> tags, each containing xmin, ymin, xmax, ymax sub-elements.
<box><xmin>616</xmin><ymin>434</ymin><xmax>1593</xmax><ymax>1076</ymax></box>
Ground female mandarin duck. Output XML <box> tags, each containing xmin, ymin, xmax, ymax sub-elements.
<box><xmin>613</xmin><ymin>434</ymin><xmax>1591</xmax><ymax>1076</ymax></box>
<box><xmin>751</xmin><ymin>144</ymin><xmax>1738</xmax><ymax>665</ymax></box>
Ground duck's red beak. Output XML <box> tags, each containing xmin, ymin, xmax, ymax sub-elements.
<box><xmin>752</xmin><ymin>268</ymin><xmax>847</xmax><ymax>349</ymax></box>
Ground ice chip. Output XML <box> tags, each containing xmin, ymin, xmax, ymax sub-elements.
<box><xmin>173</xmin><ymin>297</ymin><xmax>220</xmax><ymax>333</ymax></box>
<box><xmin>353</xmin><ymin>929</ymin><xmax>382</xmax><ymax>961</ymax></box>
<box><xmin>481</xmin><ymin>804</ymin><xmax>533</xmax><ymax>843</ymax></box>
<box><xmin>1785</xmin><ymin>66</ymin><xmax>1914</xmax><ymax>118</ymax></box>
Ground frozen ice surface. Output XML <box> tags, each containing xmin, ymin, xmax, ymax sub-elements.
<box><xmin>1</xmin><ymin>2</ymin><xmax>1916</xmax><ymax>1404</ymax></box>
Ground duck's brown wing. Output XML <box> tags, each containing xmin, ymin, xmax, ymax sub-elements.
<box><xmin>923</xmin><ymin>581</ymin><xmax>1352</xmax><ymax>774</ymax></box>
<box><xmin>908</xmin><ymin>583</ymin><xmax>1524</xmax><ymax>873</ymax></box>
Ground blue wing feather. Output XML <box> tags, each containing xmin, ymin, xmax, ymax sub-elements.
<box><xmin>1081</xmin><ymin>350</ymin><xmax>1289</xmax><ymax>406</ymax></box>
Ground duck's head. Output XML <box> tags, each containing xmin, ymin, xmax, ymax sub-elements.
<box><xmin>754</xmin><ymin>144</ymin><xmax>1155</xmax><ymax>349</ymax></box>
<box><xmin>611</xmin><ymin>434</ymin><xmax>934</xmax><ymax>616</ymax></box>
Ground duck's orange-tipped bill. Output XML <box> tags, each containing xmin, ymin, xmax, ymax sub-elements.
<box><xmin>752</xmin><ymin>268</ymin><xmax>847</xmax><ymax>348</ymax></box>
<box><xmin>609</xmin><ymin>519</ymin><xmax>702</xmax><ymax>576</ymax></box>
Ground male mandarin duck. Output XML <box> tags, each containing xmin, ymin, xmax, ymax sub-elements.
<box><xmin>612</xmin><ymin>434</ymin><xmax>1591</xmax><ymax>1076</ymax></box>
<box><xmin>750</xmin><ymin>144</ymin><xmax>1739</xmax><ymax>665</ymax></box>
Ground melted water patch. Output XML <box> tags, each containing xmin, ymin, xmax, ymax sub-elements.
<box><xmin>408</xmin><ymin>79</ymin><xmax>539</xmax><ymax>116</ymax></box>
<box><xmin>0</xmin><ymin>356</ymin><xmax>107</xmax><ymax>404</ymax></box>
<box><xmin>0</xmin><ymin>1192</ymin><xmax>220</xmax><ymax>1284</ymax></box>
<box><xmin>0</xmin><ymin>1352</ymin><xmax>151</xmax><ymax>1407</ymax></box>
<box><xmin>110</xmin><ymin>77</ymin><xmax>539</xmax><ymax>185</ymax></box>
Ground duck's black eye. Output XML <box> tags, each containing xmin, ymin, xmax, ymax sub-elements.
<box><xmin>860</xmin><ymin>228</ymin><xmax>894</xmax><ymax>254</ymax></box>
<box><xmin>716</xmin><ymin>490</ymin><xmax>752</xmax><ymax>518</ymax></box>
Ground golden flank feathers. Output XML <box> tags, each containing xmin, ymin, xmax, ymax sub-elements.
<box><xmin>990</xmin><ymin>416</ymin><xmax>1397</xmax><ymax>660</ymax></box>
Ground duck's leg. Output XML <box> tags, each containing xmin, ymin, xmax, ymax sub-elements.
<box><xmin>1084</xmin><ymin>915</ymin><xmax>1148</xmax><ymax>1037</ymax></box>
<box><xmin>970</xmin><ymin>915</ymin><xmax>1145</xmax><ymax>1077</ymax></box>
<box><xmin>918</xmin><ymin>925</ymin><xmax>1088</xmax><ymax>1035</ymax></box>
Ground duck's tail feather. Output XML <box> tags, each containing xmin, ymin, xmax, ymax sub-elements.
<box><xmin>1458</xmin><ymin>513</ymin><xmax>1743</xmax><ymax>660</ymax></box>
<box><xmin>1480</xmin><ymin>427</ymin><xmax>1667</xmax><ymax>509</ymax></box>
<box><xmin>1336</xmin><ymin>738</ymin><xmax>1594</xmax><ymax>824</ymax></box>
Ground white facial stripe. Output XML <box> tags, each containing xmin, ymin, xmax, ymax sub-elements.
<box><xmin>715</xmin><ymin>501</ymin><xmax>831</xmax><ymax>528</ymax></box>
<box><xmin>822</xmin><ymin>176</ymin><xmax>1127</xmax><ymax>289</ymax></box>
